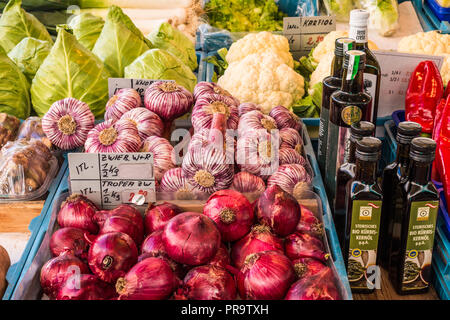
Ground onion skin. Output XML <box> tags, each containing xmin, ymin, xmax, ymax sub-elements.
<box><xmin>42</xmin><ymin>98</ymin><xmax>95</xmax><ymax>150</ymax></box>
<box><xmin>56</xmin><ymin>274</ymin><xmax>117</xmax><ymax>300</ymax></box>
<box><xmin>175</xmin><ymin>265</ymin><xmax>237</xmax><ymax>300</ymax></box>
<box><xmin>292</xmin><ymin>258</ymin><xmax>330</xmax><ymax>279</ymax></box>
<box><xmin>116</xmin><ymin>257</ymin><xmax>179</xmax><ymax>300</ymax></box>
<box><xmin>88</xmin><ymin>232</ymin><xmax>138</xmax><ymax>283</ymax></box>
<box><xmin>120</xmin><ymin>108</ymin><xmax>164</xmax><ymax>140</ymax></box>
<box><xmin>231</xmin><ymin>224</ymin><xmax>283</xmax><ymax>270</ymax></box>
<box><xmin>159</xmin><ymin>168</ymin><xmax>199</xmax><ymax>200</ymax></box>
<box><xmin>230</xmin><ymin>172</ymin><xmax>266</xmax><ymax>195</ymax></box>
<box><xmin>267</xmin><ymin>164</ymin><xmax>313</xmax><ymax>199</ymax></box>
<box><xmin>162</xmin><ymin>212</ymin><xmax>221</xmax><ymax>266</ymax></box>
<box><xmin>238</xmin><ymin>103</ymin><xmax>261</xmax><ymax>117</ymax></box>
<box><xmin>104</xmin><ymin>88</ymin><xmax>142</xmax><ymax>123</ymax></box>
<box><xmin>255</xmin><ymin>185</ymin><xmax>301</xmax><ymax>237</ymax></box>
<box><xmin>50</xmin><ymin>227</ymin><xmax>90</xmax><ymax>261</ymax></box>
<box><xmin>192</xmin><ymin>93</ymin><xmax>239</xmax><ymax>132</ymax></box>
<box><xmin>237</xmin><ymin>110</ymin><xmax>278</xmax><ymax>137</ymax></box>
<box><xmin>40</xmin><ymin>252</ymin><xmax>90</xmax><ymax>299</ymax></box>
<box><xmin>144</xmin><ymin>202</ymin><xmax>182</xmax><ymax>234</ymax></box>
<box><xmin>269</xmin><ymin>106</ymin><xmax>302</xmax><ymax>131</ymax></box>
<box><xmin>285</xmin><ymin>268</ymin><xmax>340</xmax><ymax>300</ymax></box>
<box><xmin>140</xmin><ymin>136</ymin><xmax>176</xmax><ymax>181</ymax></box>
<box><xmin>57</xmin><ymin>194</ymin><xmax>99</xmax><ymax>234</ymax></box>
<box><xmin>238</xmin><ymin>250</ymin><xmax>295</xmax><ymax>300</ymax></box>
<box><xmin>209</xmin><ymin>243</ymin><xmax>231</xmax><ymax>269</ymax></box>
<box><xmin>296</xmin><ymin>205</ymin><xmax>324</xmax><ymax>239</ymax></box>
<box><xmin>194</xmin><ymin>82</ymin><xmax>240</xmax><ymax>106</ymax></box>
<box><xmin>284</xmin><ymin>232</ymin><xmax>329</xmax><ymax>262</ymax></box>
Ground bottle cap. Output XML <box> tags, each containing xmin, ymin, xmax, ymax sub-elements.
<box><xmin>397</xmin><ymin>121</ymin><xmax>422</xmax><ymax>144</ymax></box>
<box><xmin>350</xmin><ymin>121</ymin><xmax>375</xmax><ymax>142</ymax></box>
<box><xmin>356</xmin><ymin>137</ymin><xmax>381</xmax><ymax>161</ymax></box>
<box><xmin>410</xmin><ymin>137</ymin><xmax>436</xmax><ymax>162</ymax></box>
<box><xmin>335</xmin><ymin>38</ymin><xmax>355</xmax><ymax>57</ymax></box>
<box><xmin>350</xmin><ymin>9</ymin><xmax>370</xmax><ymax>26</ymax></box>
<box><xmin>343</xmin><ymin>50</ymin><xmax>366</xmax><ymax>69</ymax></box>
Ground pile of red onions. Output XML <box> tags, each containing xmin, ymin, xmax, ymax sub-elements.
<box><xmin>285</xmin><ymin>268</ymin><xmax>340</xmax><ymax>300</ymax></box>
<box><xmin>57</xmin><ymin>194</ymin><xmax>99</xmax><ymax>234</ymax></box>
<box><xmin>49</xmin><ymin>227</ymin><xmax>90</xmax><ymax>261</ymax></box>
<box><xmin>56</xmin><ymin>274</ymin><xmax>116</xmax><ymax>300</ymax></box>
<box><xmin>144</xmin><ymin>202</ymin><xmax>182</xmax><ymax>234</ymax></box>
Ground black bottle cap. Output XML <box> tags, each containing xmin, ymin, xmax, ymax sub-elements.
<box><xmin>343</xmin><ymin>50</ymin><xmax>366</xmax><ymax>69</ymax></box>
<box><xmin>335</xmin><ymin>37</ymin><xmax>356</xmax><ymax>57</ymax></box>
<box><xmin>397</xmin><ymin>121</ymin><xmax>422</xmax><ymax>144</ymax></box>
<box><xmin>356</xmin><ymin>137</ymin><xmax>382</xmax><ymax>161</ymax></box>
<box><xmin>350</xmin><ymin>121</ymin><xmax>375</xmax><ymax>142</ymax></box>
<box><xmin>410</xmin><ymin>137</ymin><xmax>436</xmax><ymax>162</ymax></box>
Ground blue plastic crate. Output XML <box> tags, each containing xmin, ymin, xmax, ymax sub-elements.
<box><xmin>412</xmin><ymin>0</ymin><xmax>450</xmax><ymax>33</ymax></box>
<box><xmin>426</xmin><ymin>0</ymin><xmax>450</xmax><ymax>21</ymax></box>
<box><xmin>437</xmin><ymin>186</ymin><xmax>450</xmax><ymax>240</ymax></box>
<box><xmin>435</xmin><ymin>218</ymin><xmax>450</xmax><ymax>276</ymax></box>
<box><xmin>432</xmin><ymin>252</ymin><xmax>450</xmax><ymax>300</ymax></box>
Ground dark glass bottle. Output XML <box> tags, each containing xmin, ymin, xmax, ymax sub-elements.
<box><xmin>325</xmin><ymin>50</ymin><xmax>372</xmax><ymax>204</ymax></box>
<box><xmin>318</xmin><ymin>37</ymin><xmax>355</xmax><ymax>177</ymax></box>
<box><xmin>388</xmin><ymin>137</ymin><xmax>439</xmax><ymax>295</ymax></box>
<box><xmin>379</xmin><ymin>121</ymin><xmax>422</xmax><ymax>267</ymax></box>
<box><xmin>349</xmin><ymin>9</ymin><xmax>381</xmax><ymax>123</ymax></box>
<box><xmin>334</xmin><ymin>121</ymin><xmax>375</xmax><ymax>244</ymax></box>
<box><xmin>344</xmin><ymin>137</ymin><xmax>383</xmax><ymax>293</ymax></box>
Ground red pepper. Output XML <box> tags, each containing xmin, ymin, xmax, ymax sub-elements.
<box><xmin>431</xmin><ymin>97</ymin><xmax>448</xmax><ymax>181</ymax></box>
<box><xmin>444</xmin><ymin>80</ymin><xmax>450</xmax><ymax>99</ymax></box>
<box><xmin>435</xmin><ymin>94</ymin><xmax>450</xmax><ymax>209</ymax></box>
<box><xmin>405</xmin><ymin>61</ymin><xmax>444</xmax><ymax>135</ymax></box>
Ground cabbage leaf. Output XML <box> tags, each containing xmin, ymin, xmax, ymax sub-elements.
<box><xmin>69</xmin><ymin>13</ymin><xmax>105</xmax><ymax>51</ymax></box>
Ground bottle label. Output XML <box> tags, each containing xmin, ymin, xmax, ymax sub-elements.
<box><xmin>400</xmin><ymin>200</ymin><xmax>439</xmax><ymax>292</ymax></box>
<box><xmin>348</xmin><ymin>200</ymin><xmax>382</xmax><ymax>290</ymax></box>
<box><xmin>317</xmin><ymin>107</ymin><xmax>329</xmax><ymax>175</ymax></box>
<box><xmin>364</xmin><ymin>72</ymin><xmax>378</xmax><ymax>122</ymax></box>
<box><xmin>349</xmin><ymin>25</ymin><xmax>368</xmax><ymax>44</ymax></box>
<box><xmin>346</xmin><ymin>54</ymin><xmax>360</xmax><ymax>81</ymax></box>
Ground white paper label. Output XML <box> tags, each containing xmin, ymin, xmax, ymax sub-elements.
<box><xmin>108</xmin><ymin>78</ymin><xmax>173</xmax><ymax>101</ymax></box>
<box><xmin>68</xmin><ymin>153</ymin><xmax>156</xmax><ymax>210</ymax></box>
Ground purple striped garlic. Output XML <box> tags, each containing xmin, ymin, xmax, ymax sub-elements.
<box><xmin>140</xmin><ymin>136</ymin><xmax>176</xmax><ymax>181</ymax></box>
<box><xmin>159</xmin><ymin>167</ymin><xmax>199</xmax><ymax>200</ymax></box>
<box><xmin>230</xmin><ymin>171</ymin><xmax>266</xmax><ymax>195</ymax></box>
<box><xmin>267</xmin><ymin>164</ymin><xmax>313</xmax><ymax>199</ymax></box>
<box><xmin>191</xmin><ymin>93</ymin><xmax>239</xmax><ymax>133</ymax></box>
<box><xmin>237</xmin><ymin>110</ymin><xmax>278</xmax><ymax>137</ymax></box>
<box><xmin>188</xmin><ymin>128</ymin><xmax>235</xmax><ymax>163</ymax></box>
<box><xmin>84</xmin><ymin>119</ymin><xmax>141</xmax><ymax>153</ymax></box>
<box><xmin>104</xmin><ymin>88</ymin><xmax>142</xmax><ymax>123</ymax></box>
<box><xmin>42</xmin><ymin>98</ymin><xmax>95</xmax><ymax>150</ymax></box>
<box><xmin>280</xmin><ymin>128</ymin><xmax>304</xmax><ymax>155</ymax></box>
<box><xmin>194</xmin><ymin>82</ymin><xmax>240</xmax><ymax>105</ymax></box>
<box><xmin>279</xmin><ymin>148</ymin><xmax>307</xmax><ymax>166</ymax></box>
<box><xmin>269</xmin><ymin>106</ymin><xmax>302</xmax><ymax>131</ymax></box>
<box><xmin>120</xmin><ymin>108</ymin><xmax>164</xmax><ymax>140</ymax></box>
<box><xmin>238</xmin><ymin>103</ymin><xmax>261</xmax><ymax>117</ymax></box>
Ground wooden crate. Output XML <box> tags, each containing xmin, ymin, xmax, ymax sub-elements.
<box><xmin>0</xmin><ymin>201</ymin><xmax>45</xmax><ymax>233</ymax></box>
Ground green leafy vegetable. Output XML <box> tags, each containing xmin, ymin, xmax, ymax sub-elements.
<box><xmin>7</xmin><ymin>37</ymin><xmax>51</xmax><ymax>83</ymax></box>
<box><xmin>295</xmin><ymin>54</ymin><xmax>318</xmax><ymax>82</ymax></box>
<box><xmin>69</xmin><ymin>13</ymin><xmax>105</xmax><ymax>51</ymax></box>
<box><xmin>322</xmin><ymin>0</ymin><xmax>352</xmax><ymax>22</ymax></box>
<box><xmin>92</xmin><ymin>5</ymin><xmax>151</xmax><ymax>77</ymax></box>
<box><xmin>292</xmin><ymin>95</ymin><xmax>320</xmax><ymax>118</ymax></box>
<box><xmin>31</xmin><ymin>26</ymin><xmax>110</xmax><ymax>118</ymax></box>
<box><xmin>0</xmin><ymin>46</ymin><xmax>31</xmax><ymax>119</ymax></box>
<box><xmin>309</xmin><ymin>82</ymin><xmax>323</xmax><ymax>110</ymax></box>
<box><xmin>124</xmin><ymin>48</ymin><xmax>197</xmax><ymax>93</ymax></box>
<box><xmin>0</xmin><ymin>0</ymin><xmax>77</xmax><ymax>11</ymax></box>
<box><xmin>205</xmin><ymin>0</ymin><xmax>286</xmax><ymax>32</ymax></box>
<box><xmin>0</xmin><ymin>0</ymin><xmax>53</xmax><ymax>52</ymax></box>
<box><xmin>370</xmin><ymin>0</ymin><xmax>399</xmax><ymax>36</ymax></box>
<box><xmin>147</xmin><ymin>22</ymin><xmax>197</xmax><ymax>71</ymax></box>
<box><xmin>204</xmin><ymin>47</ymin><xmax>228</xmax><ymax>78</ymax></box>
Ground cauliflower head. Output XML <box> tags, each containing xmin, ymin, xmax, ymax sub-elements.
<box><xmin>225</xmin><ymin>31</ymin><xmax>294</xmax><ymax>68</ymax></box>
<box><xmin>218</xmin><ymin>51</ymin><xmax>305</xmax><ymax>114</ymax></box>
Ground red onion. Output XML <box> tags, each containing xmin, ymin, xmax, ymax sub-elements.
<box><xmin>230</xmin><ymin>171</ymin><xmax>266</xmax><ymax>195</ymax></box>
<box><xmin>50</xmin><ymin>227</ymin><xmax>90</xmax><ymax>260</ymax></box>
<box><xmin>104</xmin><ymin>88</ymin><xmax>142</xmax><ymax>123</ymax></box>
<box><xmin>203</xmin><ymin>190</ymin><xmax>254</xmax><ymax>242</ymax></box>
<box><xmin>88</xmin><ymin>232</ymin><xmax>138</xmax><ymax>283</ymax></box>
<box><xmin>231</xmin><ymin>224</ymin><xmax>283</xmax><ymax>270</ymax></box>
<box><xmin>255</xmin><ymin>185</ymin><xmax>301</xmax><ymax>237</ymax></box>
<box><xmin>140</xmin><ymin>136</ymin><xmax>176</xmax><ymax>181</ymax></box>
<box><xmin>159</xmin><ymin>168</ymin><xmax>199</xmax><ymax>200</ymax></box>
<box><xmin>192</xmin><ymin>93</ymin><xmax>239</xmax><ymax>132</ymax></box>
<box><xmin>57</xmin><ymin>194</ymin><xmax>99</xmax><ymax>234</ymax></box>
<box><xmin>279</xmin><ymin>128</ymin><xmax>304</xmax><ymax>154</ymax></box>
<box><xmin>56</xmin><ymin>274</ymin><xmax>116</xmax><ymax>300</ymax></box>
<box><xmin>162</xmin><ymin>212</ymin><xmax>221</xmax><ymax>266</ymax></box>
<box><xmin>209</xmin><ymin>243</ymin><xmax>231</xmax><ymax>269</ymax></box>
<box><xmin>267</xmin><ymin>164</ymin><xmax>313</xmax><ymax>199</ymax></box>
<box><xmin>40</xmin><ymin>252</ymin><xmax>90</xmax><ymax>299</ymax></box>
<box><xmin>292</xmin><ymin>258</ymin><xmax>330</xmax><ymax>279</ymax></box>
<box><xmin>296</xmin><ymin>204</ymin><xmax>324</xmax><ymax>239</ymax></box>
<box><xmin>238</xmin><ymin>110</ymin><xmax>278</xmax><ymax>137</ymax></box>
<box><xmin>144</xmin><ymin>202</ymin><xmax>182</xmax><ymax>234</ymax></box>
<box><xmin>116</xmin><ymin>257</ymin><xmax>179</xmax><ymax>300</ymax></box>
<box><xmin>285</xmin><ymin>268</ymin><xmax>340</xmax><ymax>300</ymax></box>
<box><xmin>194</xmin><ymin>82</ymin><xmax>240</xmax><ymax>106</ymax></box>
<box><xmin>237</xmin><ymin>250</ymin><xmax>295</xmax><ymax>300</ymax></box>
<box><xmin>120</xmin><ymin>107</ymin><xmax>163</xmax><ymax>140</ymax></box>
<box><xmin>279</xmin><ymin>148</ymin><xmax>307</xmax><ymax>166</ymax></box>
<box><xmin>284</xmin><ymin>232</ymin><xmax>329</xmax><ymax>262</ymax></box>
<box><xmin>175</xmin><ymin>265</ymin><xmax>236</xmax><ymax>300</ymax></box>
<box><xmin>238</xmin><ymin>103</ymin><xmax>261</xmax><ymax>117</ymax></box>
<box><xmin>84</xmin><ymin>119</ymin><xmax>141</xmax><ymax>153</ymax></box>
<box><xmin>95</xmin><ymin>211</ymin><xmax>144</xmax><ymax>246</ymax></box>
<box><xmin>94</xmin><ymin>205</ymin><xmax>143</xmax><ymax>227</ymax></box>
<box><xmin>269</xmin><ymin>106</ymin><xmax>302</xmax><ymax>131</ymax></box>
<box><xmin>42</xmin><ymin>98</ymin><xmax>95</xmax><ymax>150</ymax></box>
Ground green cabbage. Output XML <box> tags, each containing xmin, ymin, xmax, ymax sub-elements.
<box><xmin>92</xmin><ymin>6</ymin><xmax>152</xmax><ymax>78</ymax></box>
<box><xmin>0</xmin><ymin>46</ymin><xmax>31</xmax><ymax>119</ymax></box>
<box><xmin>0</xmin><ymin>0</ymin><xmax>78</xmax><ymax>11</ymax></box>
<box><xmin>147</xmin><ymin>22</ymin><xmax>197</xmax><ymax>71</ymax></box>
<box><xmin>0</xmin><ymin>0</ymin><xmax>53</xmax><ymax>52</ymax></box>
<box><xmin>31</xmin><ymin>26</ymin><xmax>110</xmax><ymax>118</ymax></box>
<box><xmin>8</xmin><ymin>37</ymin><xmax>51</xmax><ymax>83</ymax></box>
<box><xmin>124</xmin><ymin>48</ymin><xmax>197</xmax><ymax>93</ymax></box>
<box><xmin>69</xmin><ymin>13</ymin><xmax>105</xmax><ymax>51</ymax></box>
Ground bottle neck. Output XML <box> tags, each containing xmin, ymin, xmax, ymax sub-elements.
<box><xmin>409</xmin><ymin>160</ymin><xmax>432</xmax><ymax>185</ymax></box>
<box><xmin>348</xmin><ymin>139</ymin><xmax>358</xmax><ymax>163</ymax></box>
<box><xmin>355</xmin><ymin>158</ymin><xmax>378</xmax><ymax>183</ymax></box>
<box><xmin>349</xmin><ymin>24</ymin><xmax>368</xmax><ymax>45</ymax></box>
<box><xmin>396</xmin><ymin>142</ymin><xmax>411</xmax><ymax>167</ymax></box>
<box><xmin>341</xmin><ymin>68</ymin><xmax>364</xmax><ymax>93</ymax></box>
<box><xmin>332</xmin><ymin>55</ymin><xmax>344</xmax><ymax>78</ymax></box>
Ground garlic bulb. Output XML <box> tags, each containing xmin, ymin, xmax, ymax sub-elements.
<box><xmin>140</xmin><ymin>136</ymin><xmax>176</xmax><ymax>181</ymax></box>
<box><xmin>267</xmin><ymin>164</ymin><xmax>313</xmax><ymax>199</ymax></box>
<box><xmin>188</xmin><ymin>129</ymin><xmax>235</xmax><ymax>163</ymax></box>
<box><xmin>280</xmin><ymin>128</ymin><xmax>304</xmax><ymax>155</ymax></box>
<box><xmin>230</xmin><ymin>171</ymin><xmax>266</xmax><ymax>195</ymax></box>
<box><xmin>84</xmin><ymin>119</ymin><xmax>141</xmax><ymax>153</ymax></box>
<box><xmin>104</xmin><ymin>88</ymin><xmax>142</xmax><ymax>123</ymax></box>
<box><xmin>279</xmin><ymin>148</ymin><xmax>307</xmax><ymax>166</ymax></box>
<box><xmin>194</xmin><ymin>82</ymin><xmax>240</xmax><ymax>106</ymax></box>
<box><xmin>42</xmin><ymin>98</ymin><xmax>95</xmax><ymax>150</ymax></box>
<box><xmin>237</xmin><ymin>110</ymin><xmax>278</xmax><ymax>137</ymax></box>
<box><xmin>238</xmin><ymin>103</ymin><xmax>261</xmax><ymax>117</ymax></box>
<box><xmin>269</xmin><ymin>106</ymin><xmax>302</xmax><ymax>131</ymax></box>
<box><xmin>159</xmin><ymin>167</ymin><xmax>199</xmax><ymax>200</ymax></box>
<box><xmin>120</xmin><ymin>108</ymin><xmax>163</xmax><ymax>140</ymax></box>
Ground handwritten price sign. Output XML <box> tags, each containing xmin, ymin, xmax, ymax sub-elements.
<box><xmin>108</xmin><ymin>78</ymin><xmax>173</xmax><ymax>101</ymax></box>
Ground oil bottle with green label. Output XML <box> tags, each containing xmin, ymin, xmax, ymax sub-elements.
<box><xmin>325</xmin><ymin>50</ymin><xmax>372</xmax><ymax>205</ymax></box>
<box><xmin>379</xmin><ymin>121</ymin><xmax>422</xmax><ymax>267</ymax></box>
<box><xmin>344</xmin><ymin>137</ymin><xmax>383</xmax><ymax>293</ymax></box>
<box><xmin>317</xmin><ymin>37</ymin><xmax>355</xmax><ymax>176</ymax></box>
<box><xmin>388</xmin><ymin>137</ymin><xmax>439</xmax><ymax>295</ymax></box>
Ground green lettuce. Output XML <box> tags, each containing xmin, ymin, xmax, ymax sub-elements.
<box><xmin>147</xmin><ymin>22</ymin><xmax>197</xmax><ymax>71</ymax></box>
<box><xmin>92</xmin><ymin>6</ymin><xmax>151</xmax><ymax>78</ymax></box>
<box><xmin>0</xmin><ymin>46</ymin><xmax>31</xmax><ymax>119</ymax></box>
<box><xmin>204</xmin><ymin>47</ymin><xmax>228</xmax><ymax>78</ymax></box>
<box><xmin>31</xmin><ymin>26</ymin><xmax>110</xmax><ymax>118</ymax></box>
<box><xmin>69</xmin><ymin>13</ymin><xmax>104</xmax><ymax>51</ymax></box>
<box><xmin>322</xmin><ymin>0</ymin><xmax>352</xmax><ymax>22</ymax></box>
<box><xmin>124</xmin><ymin>48</ymin><xmax>197</xmax><ymax>93</ymax></box>
<box><xmin>0</xmin><ymin>0</ymin><xmax>53</xmax><ymax>52</ymax></box>
<box><xmin>371</xmin><ymin>0</ymin><xmax>399</xmax><ymax>36</ymax></box>
<box><xmin>295</xmin><ymin>53</ymin><xmax>318</xmax><ymax>82</ymax></box>
<box><xmin>8</xmin><ymin>37</ymin><xmax>51</xmax><ymax>83</ymax></box>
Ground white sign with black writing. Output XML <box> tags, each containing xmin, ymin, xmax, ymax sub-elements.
<box><xmin>283</xmin><ymin>16</ymin><xmax>336</xmax><ymax>59</ymax></box>
<box><xmin>68</xmin><ymin>153</ymin><xmax>156</xmax><ymax>210</ymax></box>
<box><xmin>108</xmin><ymin>78</ymin><xmax>173</xmax><ymax>101</ymax></box>
<box><xmin>373</xmin><ymin>51</ymin><xmax>444</xmax><ymax>117</ymax></box>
